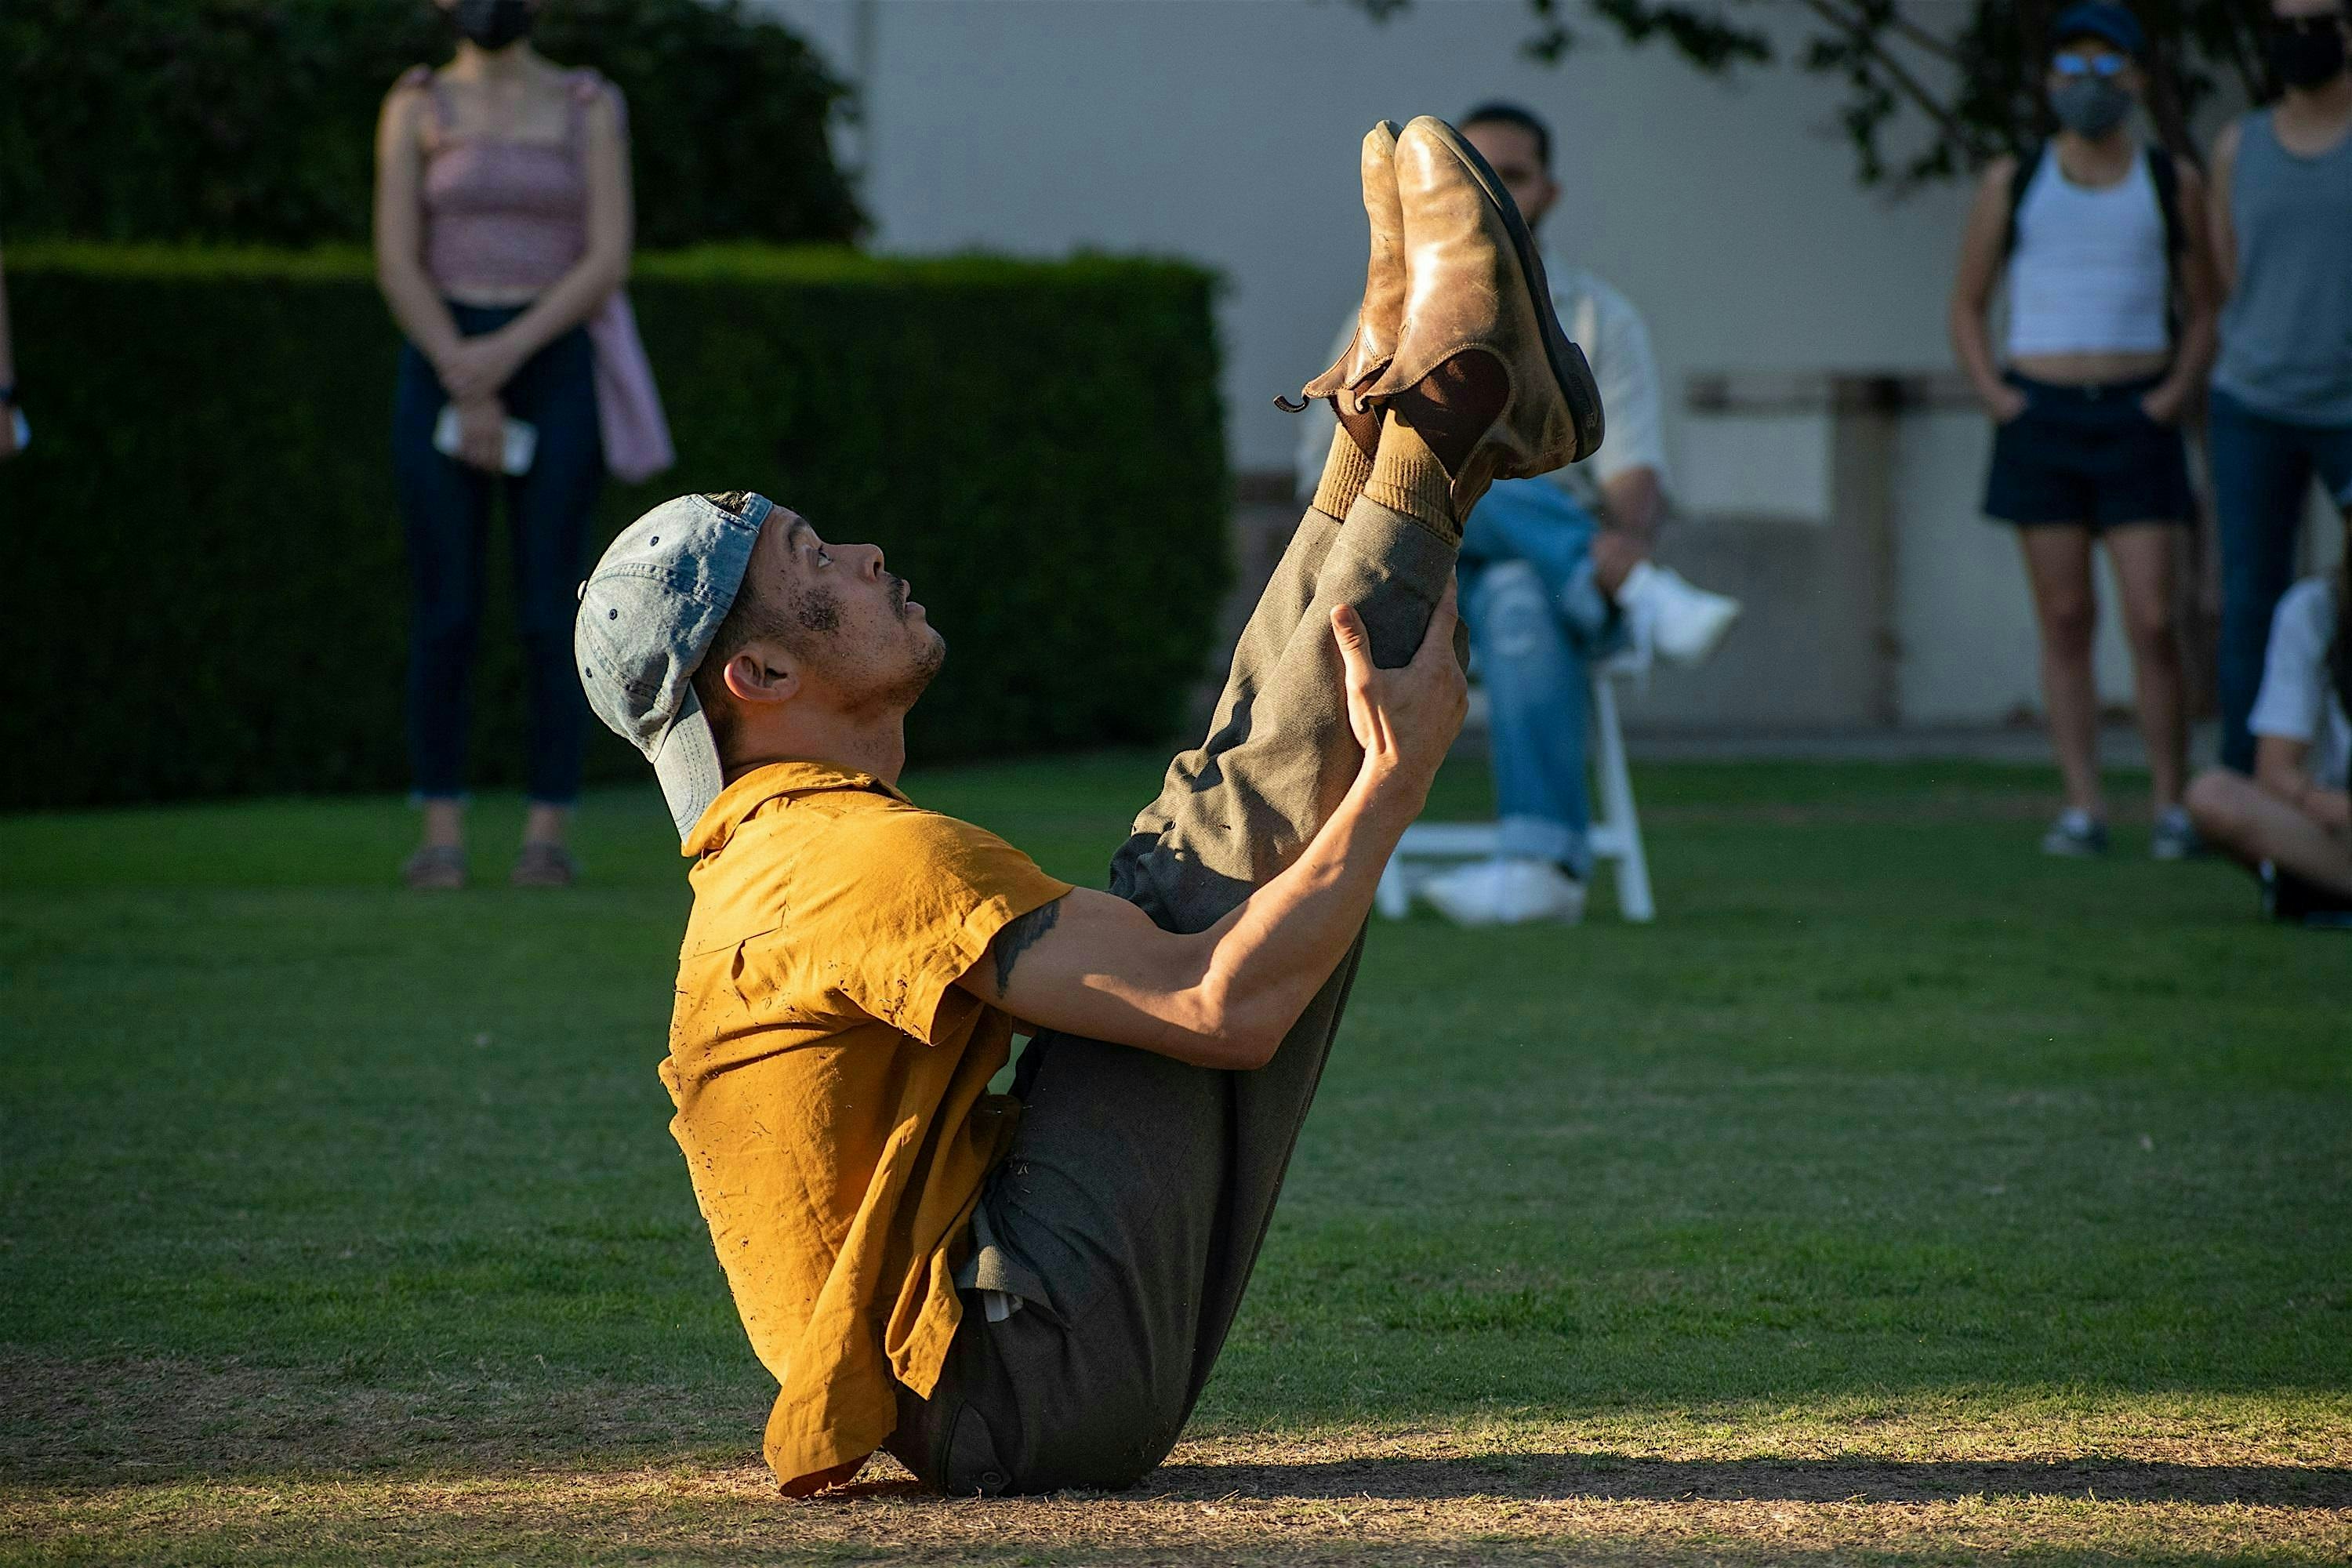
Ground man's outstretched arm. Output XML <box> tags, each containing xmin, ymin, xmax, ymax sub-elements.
<box><xmin>955</xmin><ymin>583</ymin><xmax>1467</xmax><ymax>1071</ymax></box>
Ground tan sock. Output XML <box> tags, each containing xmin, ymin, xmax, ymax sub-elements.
<box><xmin>1310</xmin><ymin>420</ymin><xmax>1375</xmax><ymax>520</ymax></box>
<box><xmin>1362</xmin><ymin>413</ymin><xmax>1457</xmax><ymax>539</ymax></box>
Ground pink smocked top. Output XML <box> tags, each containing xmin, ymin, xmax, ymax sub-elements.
<box><xmin>398</xmin><ymin>65</ymin><xmax>674</xmax><ymax>485</ymax></box>
<box><xmin>410</xmin><ymin>66</ymin><xmax>609</xmax><ymax>295</ymax></box>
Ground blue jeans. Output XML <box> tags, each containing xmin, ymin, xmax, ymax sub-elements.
<box><xmin>1456</xmin><ymin>478</ymin><xmax>1628</xmax><ymax>877</ymax></box>
<box><xmin>2209</xmin><ymin>387</ymin><xmax>2352</xmax><ymax>772</ymax></box>
<box><xmin>392</xmin><ymin>301</ymin><xmax>605</xmax><ymax>804</ymax></box>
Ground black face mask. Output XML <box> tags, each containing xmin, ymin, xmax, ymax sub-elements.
<box><xmin>450</xmin><ymin>0</ymin><xmax>533</xmax><ymax>50</ymax></box>
<box><xmin>2269</xmin><ymin>19</ymin><xmax>2348</xmax><ymax>90</ymax></box>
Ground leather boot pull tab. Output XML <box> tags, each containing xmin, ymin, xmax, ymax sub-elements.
<box><xmin>1272</xmin><ymin>394</ymin><xmax>1308</xmax><ymax>412</ymax></box>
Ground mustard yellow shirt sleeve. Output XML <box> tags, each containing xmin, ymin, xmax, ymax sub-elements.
<box><xmin>811</xmin><ymin>806</ymin><xmax>1073</xmax><ymax>1046</ymax></box>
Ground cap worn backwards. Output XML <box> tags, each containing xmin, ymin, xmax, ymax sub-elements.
<box><xmin>575</xmin><ymin>491</ymin><xmax>775</xmax><ymax>844</ymax></box>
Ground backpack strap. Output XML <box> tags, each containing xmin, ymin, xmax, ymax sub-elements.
<box><xmin>2002</xmin><ymin>140</ymin><xmax>2047</xmax><ymax>261</ymax></box>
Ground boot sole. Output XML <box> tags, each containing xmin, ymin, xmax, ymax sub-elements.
<box><xmin>1422</xmin><ymin>119</ymin><xmax>1606</xmax><ymax>464</ymax></box>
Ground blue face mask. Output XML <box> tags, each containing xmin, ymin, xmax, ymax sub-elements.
<box><xmin>2051</xmin><ymin>76</ymin><xmax>2132</xmax><ymax>136</ymax></box>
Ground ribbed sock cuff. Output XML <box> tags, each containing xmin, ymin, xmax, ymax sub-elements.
<box><xmin>1310</xmin><ymin>423</ymin><xmax>1375</xmax><ymax>520</ymax></box>
<box><xmin>1362</xmin><ymin>417</ymin><xmax>1457</xmax><ymax>539</ymax></box>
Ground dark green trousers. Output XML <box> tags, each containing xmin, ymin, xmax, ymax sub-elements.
<box><xmin>886</xmin><ymin>488</ymin><xmax>1459</xmax><ymax>1494</ymax></box>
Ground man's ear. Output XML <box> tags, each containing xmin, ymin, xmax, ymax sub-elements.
<box><xmin>719</xmin><ymin>647</ymin><xmax>798</xmax><ymax>709</ymax></box>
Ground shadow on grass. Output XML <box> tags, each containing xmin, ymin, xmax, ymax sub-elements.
<box><xmin>1144</xmin><ymin>1453</ymin><xmax>2352</xmax><ymax>1507</ymax></box>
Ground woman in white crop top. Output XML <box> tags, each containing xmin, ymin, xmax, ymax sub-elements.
<box><xmin>1947</xmin><ymin>1</ymin><xmax>2219</xmax><ymax>864</ymax></box>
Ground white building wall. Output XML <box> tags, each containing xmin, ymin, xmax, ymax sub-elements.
<box><xmin>1890</xmin><ymin>411</ymin><xmax>2139</xmax><ymax>723</ymax></box>
<box><xmin>753</xmin><ymin>0</ymin><xmax>1973</xmax><ymax>480</ymax></box>
<box><xmin>752</xmin><ymin>0</ymin><xmax>2312</xmax><ymax>725</ymax></box>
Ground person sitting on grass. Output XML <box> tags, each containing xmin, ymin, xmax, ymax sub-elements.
<box><xmin>2184</xmin><ymin>536</ymin><xmax>2352</xmax><ymax>924</ymax></box>
<box><xmin>573</xmin><ymin>116</ymin><xmax>1601</xmax><ymax>1495</ymax></box>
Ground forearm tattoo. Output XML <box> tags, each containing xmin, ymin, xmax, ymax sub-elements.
<box><xmin>992</xmin><ymin>897</ymin><xmax>1063</xmax><ymax>993</ymax></box>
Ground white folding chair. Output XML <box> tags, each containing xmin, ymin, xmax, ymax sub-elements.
<box><xmin>1374</xmin><ymin>648</ymin><xmax>1656</xmax><ymax>923</ymax></box>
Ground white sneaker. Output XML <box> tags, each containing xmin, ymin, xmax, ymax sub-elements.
<box><xmin>1620</xmin><ymin>561</ymin><xmax>1740</xmax><ymax>666</ymax></box>
<box><xmin>1417</xmin><ymin>856</ymin><xmax>1588</xmax><ymax>927</ymax></box>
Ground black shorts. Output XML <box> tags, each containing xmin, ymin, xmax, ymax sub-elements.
<box><xmin>1983</xmin><ymin>371</ymin><xmax>2193</xmax><ymax>529</ymax></box>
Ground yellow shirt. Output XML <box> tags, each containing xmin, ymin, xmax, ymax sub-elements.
<box><xmin>663</xmin><ymin>760</ymin><xmax>1073</xmax><ymax>1490</ymax></box>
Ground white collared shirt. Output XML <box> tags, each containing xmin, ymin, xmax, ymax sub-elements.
<box><xmin>2249</xmin><ymin>579</ymin><xmax>2352</xmax><ymax>789</ymax></box>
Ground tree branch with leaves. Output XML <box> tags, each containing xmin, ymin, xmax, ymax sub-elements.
<box><xmin>1356</xmin><ymin>0</ymin><xmax>2284</xmax><ymax>187</ymax></box>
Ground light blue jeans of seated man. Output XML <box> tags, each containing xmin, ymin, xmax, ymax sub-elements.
<box><xmin>1457</xmin><ymin>477</ymin><xmax>1631</xmax><ymax>880</ymax></box>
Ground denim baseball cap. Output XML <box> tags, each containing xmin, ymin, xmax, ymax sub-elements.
<box><xmin>2052</xmin><ymin>2</ymin><xmax>2146</xmax><ymax>59</ymax></box>
<box><xmin>575</xmin><ymin>491</ymin><xmax>774</xmax><ymax>843</ymax></box>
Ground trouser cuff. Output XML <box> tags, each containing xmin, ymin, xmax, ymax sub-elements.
<box><xmin>1560</xmin><ymin>557</ymin><xmax>1628</xmax><ymax>654</ymax></box>
<box><xmin>1497</xmin><ymin>813</ymin><xmax>1591</xmax><ymax>879</ymax></box>
<box><xmin>1335</xmin><ymin>492</ymin><xmax>1465</xmax><ymax>652</ymax></box>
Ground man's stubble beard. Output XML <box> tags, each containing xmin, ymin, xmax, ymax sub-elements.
<box><xmin>791</xmin><ymin>575</ymin><xmax>942</xmax><ymax>713</ymax></box>
<box><xmin>840</xmin><ymin>622</ymin><xmax>946</xmax><ymax>721</ymax></box>
<box><xmin>895</xmin><ymin>625</ymin><xmax>948</xmax><ymax>709</ymax></box>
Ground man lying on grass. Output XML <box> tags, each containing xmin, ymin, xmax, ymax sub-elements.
<box><xmin>574</xmin><ymin>115</ymin><xmax>1602</xmax><ymax>1496</ymax></box>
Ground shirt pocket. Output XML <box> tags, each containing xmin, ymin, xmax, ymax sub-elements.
<box><xmin>677</xmin><ymin>920</ymin><xmax>782</xmax><ymax>1011</ymax></box>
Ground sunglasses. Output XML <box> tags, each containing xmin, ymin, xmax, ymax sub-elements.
<box><xmin>2052</xmin><ymin>52</ymin><xmax>2130</xmax><ymax>77</ymax></box>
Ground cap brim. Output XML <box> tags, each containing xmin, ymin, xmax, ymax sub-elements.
<box><xmin>652</xmin><ymin>692</ymin><xmax>727</xmax><ymax>845</ymax></box>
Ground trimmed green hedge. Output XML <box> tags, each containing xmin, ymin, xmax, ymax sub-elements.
<box><xmin>0</xmin><ymin>0</ymin><xmax>862</xmax><ymax>248</ymax></box>
<box><xmin>1</xmin><ymin>245</ymin><xmax>1229</xmax><ymax>810</ymax></box>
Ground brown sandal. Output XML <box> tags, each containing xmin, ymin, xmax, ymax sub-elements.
<box><xmin>401</xmin><ymin>843</ymin><xmax>466</xmax><ymax>891</ymax></box>
<box><xmin>510</xmin><ymin>841</ymin><xmax>578</xmax><ymax>888</ymax></box>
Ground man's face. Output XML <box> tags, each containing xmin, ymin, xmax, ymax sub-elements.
<box><xmin>1461</xmin><ymin>121</ymin><xmax>1558</xmax><ymax>230</ymax></box>
<box><xmin>743</xmin><ymin>508</ymin><xmax>946</xmax><ymax>716</ymax></box>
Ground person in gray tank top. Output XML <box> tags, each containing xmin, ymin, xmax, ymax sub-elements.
<box><xmin>2207</xmin><ymin>0</ymin><xmax>2352</xmax><ymax>774</ymax></box>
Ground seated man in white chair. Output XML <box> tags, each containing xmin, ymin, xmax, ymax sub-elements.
<box><xmin>1298</xmin><ymin>101</ymin><xmax>1737</xmax><ymax>925</ymax></box>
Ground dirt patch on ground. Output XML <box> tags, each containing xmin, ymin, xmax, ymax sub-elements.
<box><xmin>6</xmin><ymin>1462</ymin><xmax>2347</xmax><ymax>1566</ymax></box>
<box><xmin>9</xmin><ymin>1355</ymin><xmax>2348</xmax><ymax>1564</ymax></box>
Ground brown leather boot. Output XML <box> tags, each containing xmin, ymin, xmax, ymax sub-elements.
<box><xmin>1363</xmin><ymin>115</ymin><xmax>1605</xmax><ymax>514</ymax></box>
<box><xmin>1294</xmin><ymin>120</ymin><xmax>1405</xmax><ymax>419</ymax></box>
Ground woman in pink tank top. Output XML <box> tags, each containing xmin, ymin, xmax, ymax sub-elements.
<box><xmin>374</xmin><ymin>0</ymin><xmax>670</xmax><ymax>891</ymax></box>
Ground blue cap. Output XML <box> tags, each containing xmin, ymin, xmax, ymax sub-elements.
<box><xmin>575</xmin><ymin>491</ymin><xmax>774</xmax><ymax>842</ymax></box>
<box><xmin>2052</xmin><ymin>2</ymin><xmax>2147</xmax><ymax>60</ymax></box>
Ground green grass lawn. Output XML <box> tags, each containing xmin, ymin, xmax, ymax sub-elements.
<box><xmin>3</xmin><ymin>751</ymin><xmax>2347</xmax><ymax>1565</ymax></box>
